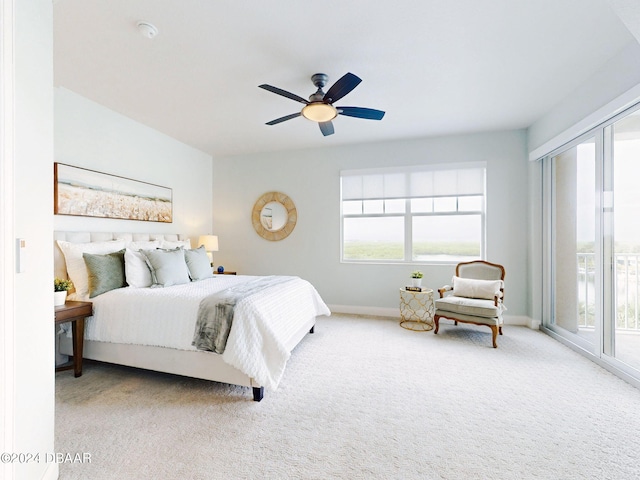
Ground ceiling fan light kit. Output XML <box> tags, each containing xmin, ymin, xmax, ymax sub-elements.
<box><xmin>301</xmin><ymin>103</ymin><xmax>337</xmax><ymax>122</ymax></box>
<box><xmin>259</xmin><ymin>72</ymin><xmax>385</xmax><ymax>136</ymax></box>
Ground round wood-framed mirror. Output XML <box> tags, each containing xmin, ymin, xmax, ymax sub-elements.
<box><xmin>252</xmin><ymin>191</ymin><xmax>297</xmax><ymax>241</ymax></box>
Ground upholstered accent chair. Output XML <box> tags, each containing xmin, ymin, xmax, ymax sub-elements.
<box><xmin>434</xmin><ymin>260</ymin><xmax>506</xmax><ymax>348</ymax></box>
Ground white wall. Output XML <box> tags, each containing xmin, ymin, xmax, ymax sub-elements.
<box><xmin>528</xmin><ymin>41</ymin><xmax>640</xmax><ymax>157</ymax></box>
<box><xmin>54</xmin><ymin>88</ymin><xmax>213</xmax><ymax>245</ymax></box>
<box><xmin>213</xmin><ymin>130</ymin><xmax>529</xmax><ymax>319</ymax></box>
<box><xmin>11</xmin><ymin>1</ymin><xmax>56</xmax><ymax>479</ymax></box>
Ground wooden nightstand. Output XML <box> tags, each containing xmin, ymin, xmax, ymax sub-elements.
<box><xmin>55</xmin><ymin>301</ymin><xmax>92</xmax><ymax>377</ymax></box>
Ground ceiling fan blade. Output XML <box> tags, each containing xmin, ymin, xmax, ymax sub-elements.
<box><xmin>319</xmin><ymin>121</ymin><xmax>334</xmax><ymax>136</ymax></box>
<box><xmin>258</xmin><ymin>84</ymin><xmax>309</xmax><ymax>105</ymax></box>
<box><xmin>337</xmin><ymin>106</ymin><xmax>385</xmax><ymax>120</ymax></box>
<box><xmin>322</xmin><ymin>73</ymin><xmax>362</xmax><ymax>104</ymax></box>
<box><xmin>266</xmin><ymin>112</ymin><xmax>301</xmax><ymax>125</ymax></box>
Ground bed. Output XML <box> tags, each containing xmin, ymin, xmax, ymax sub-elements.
<box><xmin>54</xmin><ymin>231</ymin><xmax>330</xmax><ymax>401</ymax></box>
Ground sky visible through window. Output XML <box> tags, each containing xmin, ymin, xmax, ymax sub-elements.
<box><xmin>576</xmin><ymin>138</ymin><xmax>640</xmax><ymax>245</ymax></box>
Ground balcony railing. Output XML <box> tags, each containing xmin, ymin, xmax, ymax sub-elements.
<box><xmin>577</xmin><ymin>252</ymin><xmax>640</xmax><ymax>331</ymax></box>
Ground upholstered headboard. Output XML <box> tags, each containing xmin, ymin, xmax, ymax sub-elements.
<box><xmin>54</xmin><ymin>231</ymin><xmax>188</xmax><ymax>279</ymax></box>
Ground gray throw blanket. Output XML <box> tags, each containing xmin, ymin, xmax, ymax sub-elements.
<box><xmin>192</xmin><ymin>275</ymin><xmax>296</xmax><ymax>353</ymax></box>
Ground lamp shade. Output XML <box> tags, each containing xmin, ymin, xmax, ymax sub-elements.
<box><xmin>198</xmin><ymin>235</ymin><xmax>219</xmax><ymax>252</ymax></box>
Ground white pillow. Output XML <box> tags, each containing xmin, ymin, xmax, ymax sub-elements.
<box><xmin>57</xmin><ymin>240</ymin><xmax>127</xmax><ymax>301</ymax></box>
<box><xmin>124</xmin><ymin>248</ymin><xmax>154</xmax><ymax>288</ymax></box>
<box><xmin>184</xmin><ymin>246</ymin><xmax>213</xmax><ymax>281</ymax></box>
<box><xmin>141</xmin><ymin>248</ymin><xmax>191</xmax><ymax>287</ymax></box>
<box><xmin>126</xmin><ymin>240</ymin><xmax>160</xmax><ymax>251</ymax></box>
<box><xmin>452</xmin><ymin>276</ymin><xmax>503</xmax><ymax>300</ymax></box>
<box><xmin>160</xmin><ymin>239</ymin><xmax>191</xmax><ymax>250</ymax></box>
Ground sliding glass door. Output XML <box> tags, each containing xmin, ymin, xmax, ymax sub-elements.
<box><xmin>549</xmin><ymin>136</ymin><xmax>598</xmax><ymax>352</ymax></box>
<box><xmin>610</xmin><ymin>111</ymin><xmax>640</xmax><ymax>373</ymax></box>
<box><xmin>545</xmin><ymin>104</ymin><xmax>640</xmax><ymax>381</ymax></box>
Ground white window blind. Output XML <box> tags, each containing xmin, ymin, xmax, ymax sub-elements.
<box><xmin>341</xmin><ymin>162</ymin><xmax>486</xmax><ymax>263</ymax></box>
<box><xmin>341</xmin><ymin>163</ymin><xmax>485</xmax><ymax>201</ymax></box>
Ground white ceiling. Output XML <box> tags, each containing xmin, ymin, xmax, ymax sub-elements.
<box><xmin>53</xmin><ymin>0</ymin><xmax>637</xmax><ymax>158</ymax></box>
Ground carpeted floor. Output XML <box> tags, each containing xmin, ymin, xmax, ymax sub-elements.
<box><xmin>55</xmin><ymin>315</ymin><xmax>640</xmax><ymax>480</ymax></box>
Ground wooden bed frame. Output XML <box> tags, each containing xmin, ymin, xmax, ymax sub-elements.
<box><xmin>54</xmin><ymin>231</ymin><xmax>316</xmax><ymax>401</ymax></box>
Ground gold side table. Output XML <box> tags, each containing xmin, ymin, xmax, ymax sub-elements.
<box><xmin>399</xmin><ymin>288</ymin><xmax>435</xmax><ymax>331</ymax></box>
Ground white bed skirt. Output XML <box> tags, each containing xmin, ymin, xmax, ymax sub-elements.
<box><xmin>60</xmin><ymin>311</ymin><xmax>316</xmax><ymax>390</ymax></box>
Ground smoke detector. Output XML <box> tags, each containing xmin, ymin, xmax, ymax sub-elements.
<box><xmin>136</xmin><ymin>21</ymin><xmax>158</xmax><ymax>39</ymax></box>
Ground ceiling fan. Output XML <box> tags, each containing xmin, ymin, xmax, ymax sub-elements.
<box><xmin>258</xmin><ymin>72</ymin><xmax>385</xmax><ymax>136</ymax></box>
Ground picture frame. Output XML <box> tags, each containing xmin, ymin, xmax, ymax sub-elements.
<box><xmin>54</xmin><ymin>163</ymin><xmax>173</xmax><ymax>223</ymax></box>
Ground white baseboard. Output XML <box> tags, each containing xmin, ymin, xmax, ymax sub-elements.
<box><xmin>504</xmin><ymin>315</ymin><xmax>540</xmax><ymax>329</ymax></box>
<box><xmin>526</xmin><ymin>317</ymin><xmax>541</xmax><ymax>329</ymax></box>
<box><xmin>328</xmin><ymin>305</ymin><xmax>540</xmax><ymax>330</ymax></box>
<box><xmin>328</xmin><ymin>304</ymin><xmax>398</xmax><ymax>318</ymax></box>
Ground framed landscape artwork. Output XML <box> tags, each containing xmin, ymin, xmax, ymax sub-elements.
<box><xmin>54</xmin><ymin>163</ymin><xmax>173</xmax><ymax>223</ymax></box>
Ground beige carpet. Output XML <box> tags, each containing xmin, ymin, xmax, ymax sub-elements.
<box><xmin>55</xmin><ymin>315</ymin><xmax>640</xmax><ymax>480</ymax></box>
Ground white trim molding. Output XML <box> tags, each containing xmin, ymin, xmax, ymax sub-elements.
<box><xmin>329</xmin><ymin>304</ymin><xmax>540</xmax><ymax>329</ymax></box>
<box><xmin>328</xmin><ymin>304</ymin><xmax>398</xmax><ymax>319</ymax></box>
<box><xmin>513</xmin><ymin>315</ymin><xmax>541</xmax><ymax>330</ymax></box>
<box><xmin>0</xmin><ymin>0</ymin><xmax>16</xmax><ymax>476</ymax></box>
<box><xmin>529</xmin><ymin>82</ymin><xmax>640</xmax><ymax>161</ymax></box>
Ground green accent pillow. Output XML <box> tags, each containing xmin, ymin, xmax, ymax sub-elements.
<box><xmin>83</xmin><ymin>249</ymin><xmax>127</xmax><ymax>298</ymax></box>
<box><xmin>184</xmin><ymin>246</ymin><xmax>214</xmax><ymax>281</ymax></box>
<box><xmin>141</xmin><ymin>248</ymin><xmax>191</xmax><ymax>287</ymax></box>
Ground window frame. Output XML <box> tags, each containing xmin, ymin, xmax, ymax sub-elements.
<box><xmin>340</xmin><ymin>163</ymin><xmax>487</xmax><ymax>265</ymax></box>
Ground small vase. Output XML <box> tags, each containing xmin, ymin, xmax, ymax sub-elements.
<box><xmin>411</xmin><ymin>278</ymin><xmax>422</xmax><ymax>287</ymax></box>
<box><xmin>54</xmin><ymin>290</ymin><xmax>67</xmax><ymax>306</ymax></box>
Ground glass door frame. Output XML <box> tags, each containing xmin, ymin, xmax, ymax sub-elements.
<box><xmin>542</xmin><ymin>130</ymin><xmax>602</xmax><ymax>356</ymax></box>
<box><xmin>541</xmin><ymin>102</ymin><xmax>640</xmax><ymax>388</ymax></box>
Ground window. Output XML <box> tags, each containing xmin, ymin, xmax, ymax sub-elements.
<box><xmin>341</xmin><ymin>163</ymin><xmax>486</xmax><ymax>263</ymax></box>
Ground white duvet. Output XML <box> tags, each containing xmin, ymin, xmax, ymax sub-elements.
<box><xmin>85</xmin><ymin>275</ymin><xmax>330</xmax><ymax>389</ymax></box>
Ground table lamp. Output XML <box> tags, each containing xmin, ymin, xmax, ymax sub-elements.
<box><xmin>198</xmin><ymin>235</ymin><xmax>219</xmax><ymax>266</ymax></box>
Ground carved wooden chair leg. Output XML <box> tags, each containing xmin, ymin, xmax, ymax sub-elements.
<box><xmin>499</xmin><ymin>326</ymin><xmax>503</xmax><ymax>335</ymax></box>
<box><xmin>490</xmin><ymin>325</ymin><xmax>499</xmax><ymax>348</ymax></box>
<box><xmin>434</xmin><ymin>315</ymin><xmax>440</xmax><ymax>334</ymax></box>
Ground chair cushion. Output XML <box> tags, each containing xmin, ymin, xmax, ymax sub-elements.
<box><xmin>435</xmin><ymin>295</ymin><xmax>503</xmax><ymax>318</ymax></box>
<box><xmin>435</xmin><ymin>309</ymin><xmax>502</xmax><ymax>326</ymax></box>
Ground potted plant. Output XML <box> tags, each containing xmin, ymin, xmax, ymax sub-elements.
<box><xmin>54</xmin><ymin>277</ymin><xmax>73</xmax><ymax>306</ymax></box>
<box><xmin>411</xmin><ymin>270</ymin><xmax>424</xmax><ymax>287</ymax></box>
